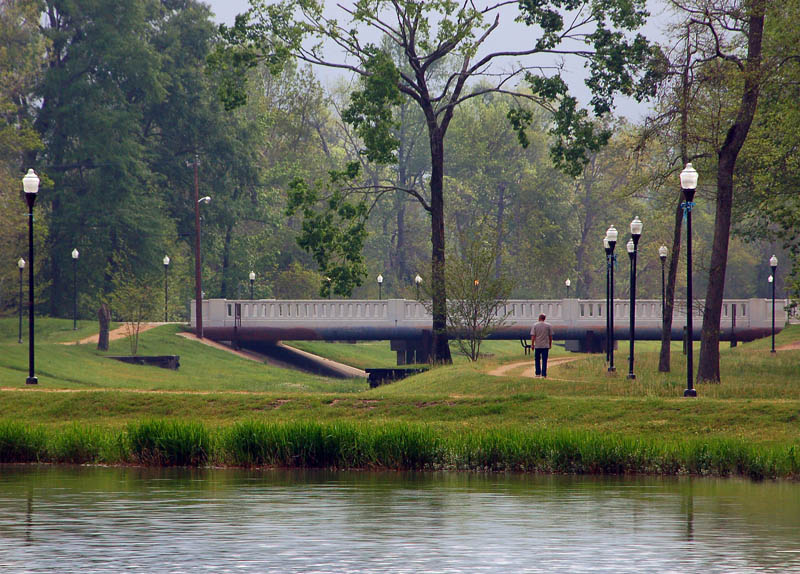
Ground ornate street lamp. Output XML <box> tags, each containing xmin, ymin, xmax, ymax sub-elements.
<box><xmin>22</xmin><ymin>168</ymin><xmax>39</xmax><ymax>384</ymax></box>
<box><xmin>627</xmin><ymin>217</ymin><xmax>643</xmax><ymax>380</ymax></box>
<box><xmin>770</xmin><ymin>254</ymin><xmax>778</xmax><ymax>353</ymax></box>
<box><xmin>680</xmin><ymin>163</ymin><xmax>698</xmax><ymax>397</ymax></box>
<box><xmin>659</xmin><ymin>245</ymin><xmax>668</xmax><ymax>316</ymax></box>
<box><xmin>249</xmin><ymin>271</ymin><xmax>256</xmax><ymax>300</ymax></box>
<box><xmin>163</xmin><ymin>255</ymin><xmax>170</xmax><ymax>322</ymax></box>
<box><xmin>415</xmin><ymin>274</ymin><xmax>422</xmax><ymax>300</ymax></box>
<box><xmin>377</xmin><ymin>273</ymin><xmax>383</xmax><ymax>300</ymax></box>
<box><xmin>71</xmin><ymin>248</ymin><xmax>79</xmax><ymax>330</ymax></box>
<box><xmin>604</xmin><ymin>237</ymin><xmax>612</xmax><ymax>364</ymax></box>
<box><xmin>565</xmin><ymin>278</ymin><xmax>571</xmax><ymax>298</ymax></box>
<box><xmin>326</xmin><ymin>276</ymin><xmax>332</xmax><ymax>299</ymax></box>
<box><xmin>605</xmin><ymin>225</ymin><xmax>618</xmax><ymax>373</ymax></box>
<box><xmin>17</xmin><ymin>258</ymin><xmax>25</xmax><ymax>344</ymax></box>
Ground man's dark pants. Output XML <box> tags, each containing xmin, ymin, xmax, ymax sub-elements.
<box><xmin>534</xmin><ymin>347</ymin><xmax>549</xmax><ymax>377</ymax></box>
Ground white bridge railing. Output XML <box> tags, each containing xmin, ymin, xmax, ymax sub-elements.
<box><xmin>192</xmin><ymin>297</ymin><xmax>786</xmax><ymax>335</ymax></box>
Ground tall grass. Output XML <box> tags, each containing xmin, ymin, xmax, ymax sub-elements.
<box><xmin>0</xmin><ymin>419</ymin><xmax>797</xmax><ymax>480</ymax></box>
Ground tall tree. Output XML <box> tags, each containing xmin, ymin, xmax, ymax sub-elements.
<box><xmin>217</xmin><ymin>0</ymin><xmax>658</xmax><ymax>363</ymax></box>
<box><xmin>693</xmin><ymin>0</ymin><xmax>768</xmax><ymax>383</ymax></box>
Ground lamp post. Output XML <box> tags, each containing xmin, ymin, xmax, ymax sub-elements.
<box><xmin>565</xmin><ymin>278</ymin><xmax>571</xmax><ymax>298</ymax></box>
<box><xmin>377</xmin><ymin>273</ymin><xmax>383</xmax><ymax>300</ymax></box>
<box><xmin>680</xmin><ymin>163</ymin><xmax>698</xmax><ymax>397</ymax></box>
<box><xmin>606</xmin><ymin>225</ymin><xmax>618</xmax><ymax>373</ymax></box>
<box><xmin>249</xmin><ymin>271</ymin><xmax>256</xmax><ymax>300</ymax></box>
<box><xmin>17</xmin><ymin>258</ymin><xmax>25</xmax><ymax>344</ymax></box>
<box><xmin>415</xmin><ymin>274</ymin><xmax>422</xmax><ymax>300</ymax></box>
<box><xmin>22</xmin><ymin>169</ymin><xmax>39</xmax><ymax>385</ymax></box>
<box><xmin>71</xmin><ymin>248</ymin><xmax>79</xmax><ymax>330</ymax></box>
<box><xmin>627</xmin><ymin>216</ymin><xmax>642</xmax><ymax>380</ymax></box>
<box><xmin>195</xmin><ymin>184</ymin><xmax>211</xmax><ymax>338</ymax></box>
<box><xmin>163</xmin><ymin>255</ymin><xmax>170</xmax><ymax>322</ymax></box>
<box><xmin>326</xmin><ymin>276</ymin><xmax>332</xmax><ymax>299</ymax></box>
<box><xmin>659</xmin><ymin>245</ymin><xmax>668</xmax><ymax>317</ymax></box>
<box><xmin>604</xmin><ymin>237</ymin><xmax>612</xmax><ymax>364</ymax></box>
<box><xmin>770</xmin><ymin>254</ymin><xmax>778</xmax><ymax>353</ymax></box>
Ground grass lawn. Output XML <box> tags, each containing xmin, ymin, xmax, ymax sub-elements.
<box><xmin>1</xmin><ymin>317</ymin><xmax>798</xmax><ymax>453</ymax></box>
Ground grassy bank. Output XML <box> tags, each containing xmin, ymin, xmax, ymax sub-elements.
<box><xmin>1</xmin><ymin>317</ymin><xmax>799</xmax><ymax>478</ymax></box>
<box><xmin>2</xmin><ymin>419</ymin><xmax>798</xmax><ymax>479</ymax></box>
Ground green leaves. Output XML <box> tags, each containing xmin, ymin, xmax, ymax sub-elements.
<box><xmin>341</xmin><ymin>49</ymin><xmax>403</xmax><ymax>164</ymax></box>
<box><xmin>286</xmin><ymin>167</ymin><xmax>369</xmax><ymax>297</ymax></box>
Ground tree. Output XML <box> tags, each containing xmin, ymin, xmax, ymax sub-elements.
<box><xmin>217</xmin><ymin>0</ymin><xmax>659</xmax><ymax>363</ymax></box>
<box><xmin>444</xmin><ymin>234</ymin><xmax>512</xmax><ymax>361</ymax></box>
<box><xmin>687</xmin><ymin>0</ymin><xmax>768</xmax><ymax>383</ymax></box>
<box><xmin>0</xmin><ymin>0</ymin><xmax>44</xmax><ymax>312</ymax></box>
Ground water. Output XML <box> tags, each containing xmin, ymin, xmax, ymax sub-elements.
<box><xmin>1</xmin><ymin>466</ymin><xmax>799</xmax><ymax>573</ymax></box>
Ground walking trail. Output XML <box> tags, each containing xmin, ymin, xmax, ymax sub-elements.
<box><xmin>64</xmin><ymin>322</ymin><xmax>166</xmax><ymax>345</ymax></box>
<box><xmin>488</xmin><ymin>356</ymin><xmax>580</xmax><ymax>379</ymax></box>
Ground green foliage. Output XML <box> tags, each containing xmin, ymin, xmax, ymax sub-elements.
<box><xmin>444</xmin><ymin>235</ymin><xmax>513</xmax><ymax>361</ymax></box>
<box><xmin>109</xmin><ymin>266</ymin><xmax>160</xmax><ymax>355</ymax></box>
<box><xmin>286</xmin><ymin>168</ymin><xmax>369</xmax><ymax>297</ymax></box>
<box><xmin>273</xmin><ymin>262</ymin><xmax>321</xmax><ymax>298</ymax></box>
<box><xmin>341</xmin><ymin>49</ymin><xmax>403</xmax><ymax>164</ymax></box>
<box><xmin>127</xmin><ymin>420</ymin><xmax>210</xmax><ymax>466</ymax></box>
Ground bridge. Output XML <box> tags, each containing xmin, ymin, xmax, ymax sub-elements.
<box><xmin>191</xmin><ymin>298</ymin><xmax>786</xmax><ymax>364</ymax></box>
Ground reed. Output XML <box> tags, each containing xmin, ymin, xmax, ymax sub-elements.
<box><xmin>126</xmin><ymin>420</ymin><xmax>210</xmax><ymax>466</ymax></box>
<box><xmin>0</xmin><ymin>421</ymin><xmax>46</xmax><ymax>462</ymax></box>
<box><xmin>2</xmin><ymin>420</ymin><xmax>797</xmax><ymax>480</ymax></box>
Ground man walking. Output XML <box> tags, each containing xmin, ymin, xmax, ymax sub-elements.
<box><xmin>531</xmin><ymin>314</ymin><xmax>553</xmax><ymax>378</ymax></box>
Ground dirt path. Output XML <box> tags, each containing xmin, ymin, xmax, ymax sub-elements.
<box><xmin>175</xmin><ymin>332</ymin><xmax>268</xmax><ymax>363</ymax></box>
<box><xmin>776</xmin><ymin>341</ymin><xmax>800</xmax><ymax>351</ymax></box>
<box><xmin>63</xmin><ymin>322</ymin><xmax>167</xmax><ymax>345</ymax></box>
<box><xmin>488</xmin><ymin>356</ymin><xmax>580</xmax><ymax>378</ymax></box>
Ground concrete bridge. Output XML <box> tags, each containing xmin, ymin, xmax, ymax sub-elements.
<box><xmin>191</xmin><ymin>298</ymin><xmax>786</xmax><ymax>364</ymax></box>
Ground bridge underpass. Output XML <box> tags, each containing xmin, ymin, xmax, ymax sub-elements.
<box><xmin>191</xmin><ymin>298</ymin><xmax>787</xmax><ymax>366</ymax></box>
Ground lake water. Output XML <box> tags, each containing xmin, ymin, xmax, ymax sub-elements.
<box><xmin>1</xmin><ymin>466</ymin><xmax>799</xmax><ymax>573</ymax></box>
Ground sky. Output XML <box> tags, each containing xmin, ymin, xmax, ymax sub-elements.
<box><xmin>203</xmin><ymin>0</ymin><xmax>671</xmax><ymax>121</ymax></box>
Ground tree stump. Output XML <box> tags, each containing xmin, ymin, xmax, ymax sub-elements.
<box><xmin>97</xmin><ymin>303</ymin><xmax>111</xmax><ymax>351</ymax></box>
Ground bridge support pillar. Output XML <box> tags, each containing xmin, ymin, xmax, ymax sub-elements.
<box><xmin>391</xmin><ymin>335</ymin><xmax>431</xmax><ymax>366</ymax></box>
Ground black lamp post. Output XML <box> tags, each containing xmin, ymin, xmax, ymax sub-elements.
<box><xmin>659</xmin><ymin>245</ymin><xmax>668</xmax><ymax>317</ymax></box>
<box><xmin>565</xmin><ymin>278</ymin><xmax>571</xmax><ymax>298</ymax></box>
<box><xmin>606</xmin><ymin>225</ymin><xmax>618</xmax><ymax>373</ymax></box>
<box><xmin>17</xmin><ymin>258</ymin><xmax>25</xmax><ymax>344</ymax></box>
<box><xmin>326</xmin><ymin>276</ymin><xmax>332</xmax><ymax>299</ymax></box>
<box><xmin>163</xmin><ymin>255</ymin><xmax>170</xmax><ymax>322</ymax></box>
<box><xmin>415</xmin><ymin>274</ymin><xmax>422</xmax><ymax>300</ymax></box>
<box><xmin>377</xmin><ymin>273</ymin><xmax>383</xmax><ymax>300</ymax></box>
<box><xmin>680</xmin><ymin>163</ymin><xmax>698</xmax><ymax>397</ymax></box>
<box><xmin>604</xmin><ymin>237</ymin><xmax>612</xmax><ymax>364</ymax></box>
<box><xmin>770</xmin><ymin>254</ymin><xmax>778</xmax><ymax>353</ymax></box>
<box><xmin>627</xmin><ymin>216</ymin><xmax>642</xmax><ymax>380</ymax></box>
<box><xmin>249</xmin><ymin>271</ymin><xmax>256</xmax><ymax>300</ymax></box>
<box><xmin>71</xmin><ymin>248</ymin><xmax>79</xmax><ymax>330</ymax></box>
<box><xmin>22</xmin><ymin>169</ymin><xmax>39</xmax><ymax>385</ymax></box>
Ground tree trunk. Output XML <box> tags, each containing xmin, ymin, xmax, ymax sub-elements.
<box><xmin>495</xmin><ymin>183</ymin><xmax>506</xmax><ymax>279</ymax></box>
<box><xmin>429</xmin><ymin>126</ymin><xmax>452</xmax><ymax>364</ymax></box>
<box><xmin>697</xmin><ymin>4</ymin><xmax>765</xmax><ymax>383</ymax></box>
<box><xmin>658</xmin><ymin>200</ymin><xmax>683</xmax><ymax>371</ymax></box>
<box><xmin>97</xmin><ymin>303</ymin><xmax>110</xmax><ymax>351</ymax></box>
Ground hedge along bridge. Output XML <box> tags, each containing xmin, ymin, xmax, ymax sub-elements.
<box><xmin>191</xmin><ymin>298</ymin><xmax>787</xmax><ymax>365</ymax></box>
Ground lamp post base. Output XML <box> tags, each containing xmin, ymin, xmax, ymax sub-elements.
<box><xmin>683</xmin><ymin>388</ymin><xmax>697</xmax><ymax>397</ymax></box>
<box><xmin>627</xmin><ymin>373</ymin><xmax>636</xmax><ymax>380</ymax></box>
<box><xmin>606</xmin><ymin>367</ymin><xmax>616</xmax><ymax>376</ymax></box>
<box><xmin>26</xmin><ymin>376</ymin><xmax>38</xmax><ymax>385</ymax></box>
<box><xmin>770</xmin><ymin>350</ymin><xmax>776</xmax><ymax>354</ymax></box>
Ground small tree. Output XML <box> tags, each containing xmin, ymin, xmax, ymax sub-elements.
<box><xmin>445</xmin><ymin>236</ymin><xmax>512</xmax><ymax>361</ymax></box>
<box><xmin>110</xmin><ymin>272</ymin><xmax>159</xmax><ymax>356</ymax></box>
